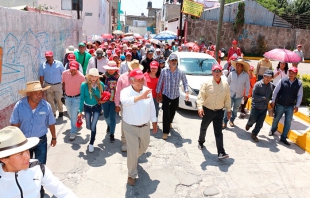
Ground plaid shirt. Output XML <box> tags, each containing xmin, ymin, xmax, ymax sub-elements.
<box><xmin>156</xmin><ymin>67</ymin><xmax>188</xmax><ymax>99</ymax></box>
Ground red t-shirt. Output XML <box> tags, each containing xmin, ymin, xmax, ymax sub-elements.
<box><xmin>144</xmin><ymin>73</ymin><xmax>159</xmax><ymax>98</ymax></box>
<box><xmin>227</xmin><ymin>47</ymin><xmax>242</xmax><ymax>60</ymax></box>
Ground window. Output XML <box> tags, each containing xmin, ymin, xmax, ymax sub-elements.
<box><xmin>61</xmin><ymin>0</ymin><xmax>83</xmax><ymax>11</ymax></box>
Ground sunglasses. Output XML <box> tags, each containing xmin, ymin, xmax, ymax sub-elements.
<box><xmin>213</xmin><ymin>69</ymin><xmax>222</xmax><ymax>73</ymax></box>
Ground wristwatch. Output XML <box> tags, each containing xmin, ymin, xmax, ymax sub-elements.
<box><xmin>52</xmin><ymin>137</ymin><xmax>57</xmax><ymax>140</ymax></box>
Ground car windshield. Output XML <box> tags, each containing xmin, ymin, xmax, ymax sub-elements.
<box><xmin>178</xmin><ymin>58</ymin><xmax>218</xmax><ymax>75</ymax></box>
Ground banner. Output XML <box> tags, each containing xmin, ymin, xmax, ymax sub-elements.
<box><xmin>182</xmin><ymin>0</ymin><xmax>204</xmax><ymax>18</ymax></box>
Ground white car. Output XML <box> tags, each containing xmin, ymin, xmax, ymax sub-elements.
<box><xmin>166</xmin><ymin>52</ymin><xmax>227</xmax><ymax>111</ymax></box>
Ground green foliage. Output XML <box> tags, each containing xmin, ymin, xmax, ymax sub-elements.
<box><xmin>301</xmin><ymin>75</ymin><xmax>310</xmax><ymax>106</ymax></box>
<box><xmin>233</xmin><ymin>2</ymin><xmax>245</xmax><ymax>34</ymax></box>
<box><xmin>36</xmin><ymin>4</ymin><xmax>53</xmax><ymax>11</ymax></box>
<box><xmin>256</xmin><ymin>34</ymin><xmax>267</xmax><ymax>56</ymax></box>
<box><xmin>302</xmin><ymin>74</ymin><xmax>310</xmax><ymax>82</ymax></box>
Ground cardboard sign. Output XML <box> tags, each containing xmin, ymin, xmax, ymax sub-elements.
<box><xmin>182</xmin><ymin>0</ymin><xmax>204</xmax><ymax>18</ymax></box>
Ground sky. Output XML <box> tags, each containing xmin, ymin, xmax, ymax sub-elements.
<box><xmin>121</xmin><ymin>0</ymin><xmax>163</xmax><ymax>16</ymax></box>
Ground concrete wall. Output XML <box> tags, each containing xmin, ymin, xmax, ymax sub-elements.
<box><xmin>0</xmin><ymin>6</ymin><xmax>82</xmax><ymax>129</ymax></box>
<box><xmin>186</xmin><ymin>19</ymin><xmax>310</xmax><ymax>58</ymax></box>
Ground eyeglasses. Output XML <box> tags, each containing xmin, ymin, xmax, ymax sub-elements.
<box><xmin>213</xmin><ymin>70</ymin><xmax>222</xmax><ymax>73</ymax></box>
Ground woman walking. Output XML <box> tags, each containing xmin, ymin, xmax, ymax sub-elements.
<box><xmin>78</xmin><ymin>68</ymin><xmax>105</xmax><ymax>152</ymax></box>
<box><xmin>102</xmin><ymin>61</ymin><xmax>120</xmax><ymax>143</ymax></box>
<box><xmin>273</xmin><ymin>62</ymin><xmax>288</xmax><ymax>86</ymax></box>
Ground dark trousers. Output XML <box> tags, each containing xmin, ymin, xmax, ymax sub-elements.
<box><xmin>29</xmin><ymin>135</ymin><xmax>47</xmax><ymax>164</ymax></box>
<box><xmin>162</xmin><ymin>95</ymin><xmax>179</xmax><ymax>134</ymax></box>
<box><xmin>198</xmin><ymin>107</ymin><xmax>225</xmax><ymax>154</ymax></box>
<box><xmin>246</xmin><ymin>107</ymin><xmax>267</xmax><ymax>135</ymax></box>
<box><xmin>240</xmin><ymin>98</ymin><xmax>249</xmax><ymax>113</ymax></box>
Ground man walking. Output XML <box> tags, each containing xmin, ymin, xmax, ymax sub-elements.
<box><xmin>62</xmin><ymin>61</ymin><xmax>86</xmax><ymax>141</ymax></box>
<box><xmin>131</xmin><ymin>45</ymin><xmax>142</xmax><ymax>62</ymax></box>
<box><xmin>74</xmin><ymin>42</ymin><xmax>92</xmax><ymax>75</ymax></box>
<box><xmin>269</xmin><ymin>67</ymin><xmax>303</xmax><ymax>145</ymax></box>
<box><xmin>119</xmin><ymin>52</ymin><xmax>132</xmax><ymax>74</ymax></box>
<box><xmin>197</xmin><ymin>65</ymin><xmax>231</xmax><ymax>159</ymax></box>
<box><xmin>39</xmin><ymin>51</ymin><xmax>65</xmax><ymax>118</ymax></box>
<box><xmin>141</xmin><ymin>49</ymin><xmax>154</xmax><ymax>73</ymax></box>
<box><xmin>156</xmin><ymin>54</ymin><xmax>189</xmax><ymax>140</ymax></box>
<box><xmin>245</xmin><ymin>70</ymin><xmax>274</xmax><ymax>142</ymax></box>
<box><xmin>120</xmin><ymin>68</ymin><xmax>157</xmax><ymax>186</ymax></box>
<box><xmin>223</xmin><ymin>59</ymin><xmax>250</xmax><ymax>129</ymax></box>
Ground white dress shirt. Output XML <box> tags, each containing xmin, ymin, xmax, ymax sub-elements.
<box><xmin>120</xmin><ymin>61</ymin><xmax>130</xmax><ymax>74</ymax></box>
<box><xmin>86</xmin><ymin>56</ymin><xmax>108</xmax><ymax>74</ymax></box>
<box><xmin>120</xmin><ymin>85</ymin><xmax>157</xmax><ymax>125</ymax></box>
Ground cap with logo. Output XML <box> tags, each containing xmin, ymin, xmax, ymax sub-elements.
<box><xmin>78</xmin><ymin>42</ymin><xmax>86</xmax><ymax>47</ymax></box>
<box><xmin>69</xmin><ymin>61</ymin><xmax>79</xmax><ymax>70</ymax></box>
<box><xmin>130</xmin><ymin>68</ymin><xmax>144</xmax><ymax>79</ymax></box>
<box><xmin>288</xmin><ymin>67</ymin><xmax>298</xmax><ymax>73</ymax></box>
<box><xmin>67</xmin><ymin>53</ymin><xmax>76</xmax><ymax>61</ymax></box>
<box><xmin>150</xmin><ymin>61</ymin><xmax>159</xmax><ymax>68</ymax></box>
<box><xmin>212</xmin><ymin>64</ymin><xmax>223</xmax><ymax>71</ymax></box>
<box><xmin>45</xmin><ymin>51</ymin><xmax>53</xmax><ymax>57</ymax></box>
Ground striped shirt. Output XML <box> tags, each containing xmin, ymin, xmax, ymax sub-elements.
<box><xmin>156</xmin><ymin>67</ymin><xmax>188</xmax><ymax>99</ymax></box>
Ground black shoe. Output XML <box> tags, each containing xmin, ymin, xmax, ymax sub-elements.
<box><xmin>280</xmin><ymin>139</ymin><xmax>291</xmax><ymax>146</ymax></box>
<box><xmin>106</xmin><ymin>126</ymin><xmax>110</xmax><ymax>133</ymax></box>
<box><xmin>268</xmin><ymin>131</ymin><xmax>274</xmax><ymax>136</ymax></box>
<box><xmin>198</xmin><ymin>143</ymin><xmax>204</xmax><ymax>150</ymax></box>
<box><xmin>218</xmin><ymin>152</ymin><xmax>229</xmax><ymax>159</ymax></box>
<box><xmin>58</xmin><ymin>112</ymin><xmax>63</xmax><ymax>118</ymax></box>
<box><xmin>40</xmin><ymin>186</ymin><xmax>45</xmax><ymax>198</ymax></box>
<box><xmin>245</xmin><ymin>124</ymin><xmax>250</xmax><ymax>131</ymax></box>
<box><xmin>110</xmin><ymin>134</ymin><xmax>115</xmax><ymax>143</ymax></box>
<box><xmin>251</xmin><ymin>133</ymin><xmax>259</xmax><ymax>142</ymax></box>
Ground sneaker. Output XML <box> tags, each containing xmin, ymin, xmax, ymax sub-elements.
<box><xmin>245</xmin><ymin>124</ymin><xmax>250</xmax><ymax>131</ymax></box>
<box><xmin>106</xmin><ymin>126</ymin><xmax>110</xmax><ymax>134</ymax></box>
<box><xmin>198</xmin><ymin>143</ymin><xmax>204</xmax><ymax>150</ymax></box>
<box><xmin>268</xmin><ymin>131</ymin><xmax>274</xmax><ymax>136</ymax></box>
<box><xmin>69</xmin><ymin>133</ymin><xmax>76</xmax><ymax>141</ymax></box>
<box><xmin>229</xmin><ymin>121</ymin><xmax>235</xmax><ymax>127</ymax></box>
<box><xmin>110</xmin><ymin>134</ymin><xmax>115</xmax><ymax>143</ymax></box>
<box><xmin>100</xmin><ymin>110</ymin><xmax>103</xmax><ymax>115</ymax></box>
<box><xmin>121</xmin><ymin>143</ymin><xmax>127</xmax><ymax>152</ymax></box>
<box><xmin>240</xmin><ymin>113</ymin><xmax>245</xmax><ymax>118</ymax></box>
<box><xmin>222</xmin><ymin>123</ymin><xmax>227</xmax><ymax>129</ymax></box>
<box><xmin>58</xmin><ymin>112</ymin><xmax>63</xmax><ymax>118</ymax></box>
<box><xmin>162</xmin><ymin>133</ymin><xmax>168</xmax><ymax>140</ymax></box>
<box><xmin>251</xmin><ymin>133</ymin><xmax>259</xmax><ymax>142</ymax></box>
<box><xmin>280</xmin><ymin>139</ymin><xmax>291</xmax><ymax>146</ymax></box>
<box><xmin>218</xmin><ymin>152</ymin><xmax>229</xmax><ymax>159</ymax></box>
<box><xmin>88</xmin><ymin>144</ymin><xmax>94</xmax><ymax>152</ymax></box>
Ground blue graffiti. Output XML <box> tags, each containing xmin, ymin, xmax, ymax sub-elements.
<box><xmin>238</xmin><ymin>29</ymin><xmax>256</xmax><ymax>42</ymax></box>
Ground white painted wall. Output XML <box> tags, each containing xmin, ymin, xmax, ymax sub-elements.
<box><xmin>167</xmin><ymin>21</ymin><xmax>178</xmax><ymax>34</ymax></box>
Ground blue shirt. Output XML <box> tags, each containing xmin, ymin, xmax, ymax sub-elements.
<box><xmin>10</xmin><ymin>97</ymin><xmax>56</xmax><ymax>138</ymax></box>
<box><xmin>39</xmin><ymin>60</ymin><xmax>65</xmax><ymax>84</ymax></box>
<box><xmin>156</xmin><ymin>67</ymin><xmax>188</xmax><ymax>99</ymax></box>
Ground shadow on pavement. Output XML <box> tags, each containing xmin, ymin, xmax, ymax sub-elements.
<box><xmin>152</xmin><ymin>127</ymin><xmax>192</xmax><ymax>148</ymax></box>
<box><xmin>200</xmin><ymin>149</ymin><xmax>235</xmax><ymax>172</ymax></box>
<box><xmin>62</xmin><ymin>129</ymin><xmax>90</xmax><ymax>150</ymax></box>
<box><xmin>125</xmin><ymin>165</ymin><xmax>160</xmax><ymax>198</ymax></box>
<box><xmin>177</xmin><ymin>108</ymin><xmax>201</xmax><ymax>120</ymax></box>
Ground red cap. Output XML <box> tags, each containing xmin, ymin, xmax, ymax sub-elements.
<box><xmin>297</xmin><ymin>44</ymin><xmax>302</xmax><ymax>47</ymax></box>
<box><xmin>89</xmin><ymin>49</ymin><xmax>95</xmax><ymax>54</ymax></box>
<box><xmin>150</xmin><ymin>61</ymin><xmax>159</xmax><ymax>68</ymax></box>
<box><xmin>108</xmin><ymin>45</ymin><xmax>112</xmax><ymax>49</ymax></box>
<box><xmin>67</xmin><ymin>53</ymin><xmax>76</xmax><ymax>61</ymax></box>
<box><xmin>126</xmin><ymin>52</ymin><xmax>132</xmax><ymax>56</ymax></box>
<box><xmin>115</xmin><ymin>48</ymin><xmax>121</xmax><ymax>53</ymax></box>
<box><xmin>111</xmin><ymin>42</ymin><xmax>116</xmax><ymax>45</ymax></box>
<box><xmin>45</xmin><ymin>51</ymin><xmax>53</xmax><ymax>57</ymax></box>
<box><xmin>101</xmin><ymin>91</ymin><xmax>111</xmax><ymax>101</ymax></box>
<box><xmin>119</xmin><ymin>45</ymin><xmax>123</xmax><ymax>48</ymax></box>
<box><xmin>112</xmin><ymin>54</ymin><xmax>119</xmax><ymax>58</ymax></box>
<box><xmin>106</xmin><ymin>50</ymin><xmax>112</xmax><ymax>54</ymax></box>
<box><xmin>232</xmin><ymin>40</ymin><xmax>238</xmax><ymax>45</ymax></box>
<box><xmin>288</xmin><ymin>67</ymin><xmax>298</xmax><ymax>73</ymax></box>
<box><xmin>212</xmin><ymin>64</ymin><xmax>223</xmax><ymax>71</ymax></box>
<box><xmin>69</xmin><ymin>61</ymin><xmax>79</xmax><ymax>70</ymax></box>
<box><xmin>129</xmin><ymin>68</ymin><xmax>144</xmax><ymax>79</ymax></box>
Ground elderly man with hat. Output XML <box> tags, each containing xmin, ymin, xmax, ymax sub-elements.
<box><xmin>74</xmin><ymin>42</ymin><xmax>92</xmax><ymax>75</ymax></box>
<box><xmin>0</xmin><ymin>126</ymin><xmax>77</xmax><ymax>198</ymax></box>
<box><xmin>269</xmin><ymin>67</ymin><xmax>303</xmax><ymax>145</ymax></box>
<box><xmin>131</xmin><ymin>45</ymin><xmax>142</xmax><ymax>62</ymax></box>
<box><xmin>223</xmin><ymin>59</ymin><xmax>250</xmax><ymax>129</ymax></box>
<box><xmin>197</xmin><ymin>64</ymin><xmax>231</xmax><ymax>159</ymax></box>
<box><xmin>86</xmin><ymin>48</ymin><xmax>108</xmax><ymax>78</ymax></box>
<box><xmin>120</xmin><ymin>52</ymin><xmax>133</xmax><ymax>74</ymax></box>
<box><xmin>245</xmin><ymin>70</ymin><xmax>274</xmax><ymax>142</ymax></box>
<box><xmin>62</xmin><ymin>61</ymin><xmax>86</xmax><ymax>141</ymax></box>
<box><xmin>115</xmin><ymin>60</ymin><xmax>144</xmax><ymax>152</ymax></box>
<box><xmin>120</xmin><ymin>68</ymin><xmax>157</xmax><ymax>186</ymax></box>
<box><xmin>156</xmin><ymin>54</ymin><xmax>189</xmax><ymax>140</ymax></box>
<box><xmin>141</xmin><ymin>49</ymin><xmax>154</xmax><ymax>73</ymax></box>
<box><xmin>39</xmin><ymin>51</ymin><xmax>65</xmax><ymax>118</ymax></box>
<box><xmin>64</xmin><ymin>53</ymin><xmax>83</xmax><ymax>74</ymax></box>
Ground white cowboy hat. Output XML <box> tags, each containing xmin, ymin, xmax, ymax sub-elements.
<box><xmin>66</xmin><ymin>45</ymin><xmax>76</xmax><ymax>54</ymax></box>
<box><xmin>103</xmin><ymin>61</ymin><xmax>119</xmax><ymax>70</ymax></box>
<box><xmin>128</xmin><ymin>59</ymin><xmax>144</xmax><ymax>71</ymax></box>
<box><xmin>231</xmin><ymin>59</ymin><xmax>250</xmax><ymax>72</ymax></box>
<box><xmin>86</xmin><ymin>68</ymin><xmax>100</xmax><ymax>77</ymax></box>
<box><xmin>0</xmin><ymin>126</ymin><xmax>39</xmax><ymax>158</ymax></box>
<box><xmin>18</xmin><ymin>81</ymin><xmax>50</xmax><ymax>96</ymax></box>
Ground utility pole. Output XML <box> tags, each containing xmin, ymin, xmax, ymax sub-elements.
<box><xmin>178</xmin><ymin>0</ymin><xmax>184</xmax><ymax>46</ymax></box>
<box><xmin>77</xmin><ymin>0</ymin><xmax>80</xmax><ymax>19</ymax></box>
<box><xmin>215</xmin><ymin>0</ymin><xmax>225</xmax><ymax>59</ymax></box>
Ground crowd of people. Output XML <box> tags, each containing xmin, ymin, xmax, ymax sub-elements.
<box><xmin>0</xmin><ymin>35</ymin><xmax>305</xmax><ymax>196</ymax></box>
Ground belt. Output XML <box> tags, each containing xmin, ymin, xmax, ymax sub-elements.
<box><xmin>45</xmin><ymin>81</ymin><xmax>61</xmax><ymax>85</ymax></box>
<box><xmin>66</xmin><ymin>94</ymin><xmax>80</xmax><ymax>98</ymax></box>
<box><xmin>132</xmin><ymin>123</ymin><xmax>148</xmax><ymax>128</ymax></box>
<box><xmin>206</xmin><ymin>107</ymin><xmax>223</xmax><ymax>112</ymax></box>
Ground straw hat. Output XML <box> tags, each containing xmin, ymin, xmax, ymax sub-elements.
<box><xmin>18</xmin><ymin>81</ymin><xmax>50</xmax><ymax>96</ymax></box>
<box><xmin>128</xmin><ymin>59</ymin><xmax>143</xmax><ymax>71</ymax></box>
<box><xmin>231</xmin><ymin>59</ymin><xmax>250</xmax><ymax>72</ymax></box>
<box><xmin>0</xmin><ymin>126</ymin><xmax>39</xmax><ymax>158</ymax></box>
<box><xmin>86</xmin><ymin>68</ymin><xmax>100</xmax><ymax>77</ymax></box>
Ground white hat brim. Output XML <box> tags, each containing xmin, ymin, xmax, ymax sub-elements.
<box><xmin>103</xmin><ymin>65</ymin><xmax>119</xmax><ymax>70</ymax></box>
<box><xmin>0</xmin><ymin>137</ymin><xmax>39</xmax><ymax>158</ymax></box>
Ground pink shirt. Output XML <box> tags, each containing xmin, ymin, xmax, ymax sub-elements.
<box><xmin>62</xmin><ymin>70</ymin><xmax>85</xmax><ymax>96</ymax></box>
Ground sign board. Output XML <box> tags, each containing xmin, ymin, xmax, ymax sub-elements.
<box><xmin>133</xmin><ymin>20</ymin><xmax>147</xmax><ymax>27</ymax></box>
<box><xmin>85</xmin><ymin>12</ymin><xmax>92</xmax><ymax>16</ymax></box>
<box><xmin>182</xmin><ymin>0</ymin><xmax>204</xmax><ymax>18</ymax></box>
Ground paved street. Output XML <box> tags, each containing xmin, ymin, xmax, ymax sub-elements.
<box><xmin>45</xmin><ymin>102</ymin><xmax>310</xmax><ymax>197</ymax></box>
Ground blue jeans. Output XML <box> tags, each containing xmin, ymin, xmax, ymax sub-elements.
<box><xmin>247</xmin><ymin>107</ymin><xmax>267</xmax><ymax>135</ymax></box>
<box><xmin>153</xmin><ymin>98</ymin><xmax>159</xmax><ymax>118</ymax></box>
<box><xmin>84</xmin><ymin>104</ymin><xmax>101</xmax><ymax>145</ymax></box>
<box><xmin>223</xmin><ymin>95</ymin><xmax>243</xmax><ymax>124</ymax></box>
<box><xmin>271</xmin><ymin>104</ymin><xmax>294</xmax><ymax>140</ymax></box>
<box><xmin>65</xmin><ymin>96</ymin><xmax>80</xmax><ymax>134</ymax></box>
<box><xmin>102</xmin><ymin>101</ymin><xmax>116</xmax><ymax>135</ymax></box>
<box><xmin>29</xmin><ymin>135</ymin><xmax>47</xmax><ymax>164</ymax></box>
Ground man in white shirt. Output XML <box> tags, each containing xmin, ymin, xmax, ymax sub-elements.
<box><xmin>119</xmin><ymin>52</ymin><xmax>132</xmax><ymax>74</ymax></box>
<box><xmin>86</xmin><ymin>48</ymin><xmax>108</xmax><ymax>75</ymax></box>
<box><xmin>120</xmin><ymin>68</ymin><xmax>157</xmax><ymax>186</ymax></box>
<box><xmin>293</xmin><ymin>44</ymin><xmax>305</xmax><ymax>63</ymax></box>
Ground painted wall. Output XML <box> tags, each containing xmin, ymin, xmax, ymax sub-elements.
<box><xmin>0</xmin><ymin>6</ymin><xmax>82</xmax><ymax>129</ymax></box>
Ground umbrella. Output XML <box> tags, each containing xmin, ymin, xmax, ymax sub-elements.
<box><xmin>113</xmin><ymin>30</ymin><xmax>124</xmax><ymax>35</ymax></box>
<box><xmin>153</xmin><ymin>30</ymin><xmax>178</xmax><ymax>40</ymax></box>
<box><xmin>101</xmin><ymin>34</ymin><xmax>113</xmax><ymax>39</ymax></box>
<box><xmin>122</xmin><ymin>36</ymin><xmax>134</xmax><ymax>42</ymax></box>
<box><xmin>149</xmin><ymin>39</ymin><xmax>160</xmax><ymax>45</ymax></box>
<box><xmin>263</xmin><ymin>48</ymin><xmax>301</xmax><ymax>63</ymax></box>
<box><xmin>185</xmin><ymin>42</ymin><xmax>199</xmax><ymax>49</ymax></box>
